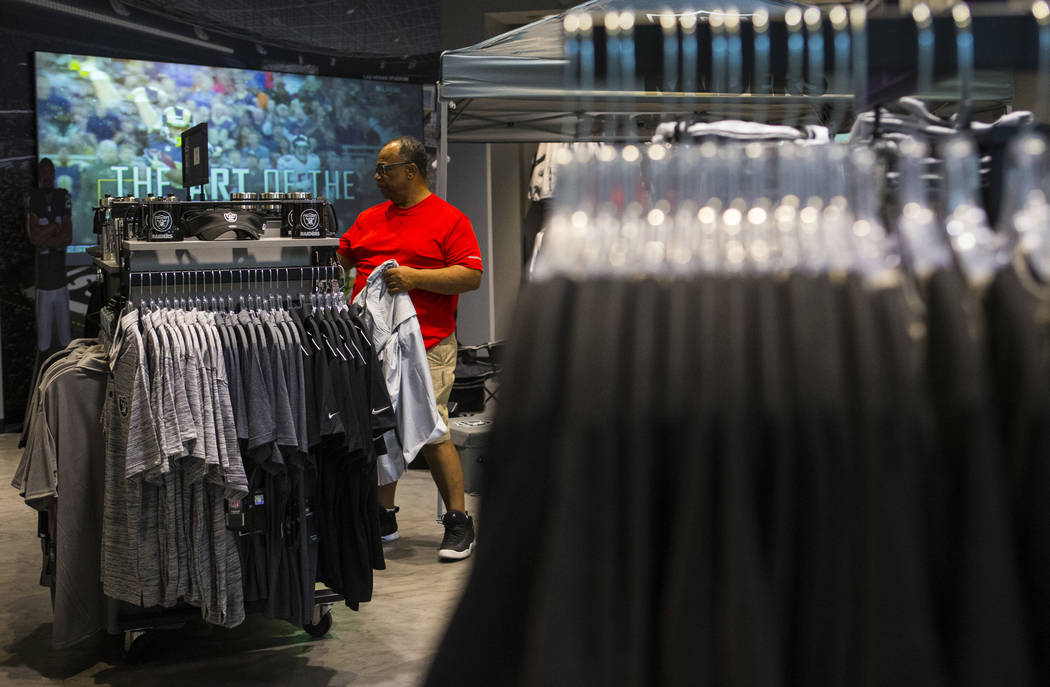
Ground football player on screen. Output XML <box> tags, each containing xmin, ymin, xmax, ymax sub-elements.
<box><xmin>277</xmin><ymin>135</ymin><xmax>321</xmax><ymax>193</ymax></box>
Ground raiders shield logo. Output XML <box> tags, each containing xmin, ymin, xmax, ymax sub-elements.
<box><xmin>224</xmin><ymin>211</ymin><xmax>238</xmax><ymax>223</ymax></box>
<box><xmin>301</xmin><ymin>209</ymin><xmax>320</xmax><ymax>230</ymax></box>
<box><xmin>118</xmin><ymin>396</ymin><xmax>129</xmax><ymax>417</ymax></box>
<box><xmin>153</xmin><ymin>210</ymin><xmax>173</xmax><ymax>233</ymax></box>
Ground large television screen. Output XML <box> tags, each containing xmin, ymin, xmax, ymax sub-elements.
<box><xmin>34</xmin><ymin>51</ymin><xmax>423</xmax><ymax>248</ymax></box>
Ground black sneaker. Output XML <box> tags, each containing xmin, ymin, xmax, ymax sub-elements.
<box><xmin>379</xmin><ymin>506</ymin><xmax>400</xmax><ymax>542</ymax></box>
<box><xmin>438</xmin><ymin>510</ymin><xmax>475</xmax><ymax>560</ymax></box>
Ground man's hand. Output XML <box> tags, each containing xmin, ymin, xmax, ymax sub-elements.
<box><xmin>383</xmin><ymin>266</ymin><xmax>419</xmax><ymax>294</ymax></box>
<box><xmin>382</xmin><ymin>264</ymin><xmax>481</xmax><ymax>295</ymax></box>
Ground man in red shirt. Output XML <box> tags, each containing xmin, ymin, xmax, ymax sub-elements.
<box><xmin>337</xmin><ymin>135</ymin><xmax>483</xmax><ymax>560</ymax></box>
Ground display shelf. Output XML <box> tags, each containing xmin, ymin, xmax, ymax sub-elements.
<box><xmin>122</xmin><ymin>237</ymin><xmax>339</xmax><ymax>251</ymax></box>
<box><xmin>119</xmin><ymin>236</ymin><xmax>339</xmax><ymax>270</ymax></box>
<box><xmin>94</xmin><ymin>258</ymin><xmax>120</xmax><ymax>273</ymax></box>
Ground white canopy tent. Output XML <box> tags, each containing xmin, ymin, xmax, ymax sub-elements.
<box><xmin>436</xmin><ymin>0</ymin><xmax>825</xmax><ymax>196</ymax></box>
<box><xmin>435</xmin><ymin>0</ymin><xmax>1016</xmax><ymax>195</ymax></box>
<box><xmin>439</xmin><ymin>0</ymin><xmax>815</xmax><ymax>139</ymax></box>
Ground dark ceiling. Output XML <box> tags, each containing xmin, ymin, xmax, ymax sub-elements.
<box><xmin>118</xmin><ymin>0</ymin><xmax>441</xmax><ymax>58</ymax></box>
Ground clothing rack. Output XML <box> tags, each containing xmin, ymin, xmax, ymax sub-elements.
<box><xmin>109</xmin><ymin>260</ymin><xmax>352</xmax><ymax>661</ymax></box>
<box><xmin>427</xmin><ymin>4</ymin><xmax>1050</xmax><ymax>686</ymax></box>
<box><xmin>30</xmin><ymin>240</ymin><xmax>386</xmax><ymax>661</ymax></box>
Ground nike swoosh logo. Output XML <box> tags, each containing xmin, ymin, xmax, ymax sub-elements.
<box><xmin>328</xmin><ymin>411</ymin><xmax>339</xmax><ymax>419</ymax></box>
<box><xmin>372</xmin><ymin>406</ymin><xmax>391</xmax><ymax>416</ymax></box>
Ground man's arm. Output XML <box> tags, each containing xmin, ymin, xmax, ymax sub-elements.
<box><xmin>27</xmin><ymin>212</ymin><xmax>54</xmax><ymax>247</ymax></box>
<box><xmin>383</xmin><ymin>265</ymin><xmax>482</xmax><ymax>295</ymax></box>
<box><xmin>55</xmin><ymin>212</ymin><xmax>72</xmax><ymax>248</ymax></box>
<box><xmin>27</xmin><ymin>213</ymin><xmax>71</xmax><ymax>249</ymax></box>
<box><xmin>336</xmin><ymin>251</ymin><xmax>355</xmax><ymax>274</ymax></box>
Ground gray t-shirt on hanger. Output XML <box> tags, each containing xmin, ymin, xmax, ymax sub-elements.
<box><xmin>102</xmin><ymin>309</ymin><xmax>164</xmax><ymax>606</ymax></box>
<box><xmin>142</xmin><ymin>313</ymin><xmax>182</xmax><ymax>608</ymax></box>
<box><xmin>240</xmin><ymin>310</ymin><xmax>277</xmax><ymax>452</ymax></box>
<box><xmin>50</xmin><ymin>347</ymin><xmax>109</xmax><ymax>647</ymax></box>
<box><xmin>260</xmin><ymin>310</ymin><xmax>298</xmax><ymax>451</ymax></box>
<box><xmin>278</xmin><ymin>310</ymin><xmax>310</xmax><ymax>456</ymax></box>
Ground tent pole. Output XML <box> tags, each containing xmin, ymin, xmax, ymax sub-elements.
<box><xmin>438</xmin><ymin>87</ymin><xmax>449</xmax><ymax>200</ymax></box>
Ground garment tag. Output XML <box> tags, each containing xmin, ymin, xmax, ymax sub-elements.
<box><xmin>226</xmin><ymin>499</ymin><xmax>246</xmax><ymax>531</ymax></box>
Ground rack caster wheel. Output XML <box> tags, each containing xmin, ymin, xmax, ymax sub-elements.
<box><xmin>121</xmin><ymin>630</ymin><xmax>154</xmax><ymax>662</ymax></box>
<box><xmin>304</xmin><ymin>604</ymin><xmax>333</xmax><ymax>637</ymax></box>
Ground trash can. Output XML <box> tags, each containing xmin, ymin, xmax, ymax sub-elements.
<box><xmin>449</xmin><ymin>415</ymin><xmax>492</xmax><ymax>494</ymax></box>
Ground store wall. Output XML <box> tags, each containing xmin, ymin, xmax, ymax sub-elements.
<box><xmin>0</xmin><ymin>3</ymin><xmax>437</xmax><ymax>429</ymax></box>
<box><xmin>489</xmin><ymin>143</ymin><xmax>530</xmax><ymax>339</ymax></box>
<box><xmin>446</xmin><ymin>143</ymin><xmax>493</xmax><ymax>345</ymax></box>
<box><xmin>0</xmin><ymin>28</ymin><xmax>63</xmax><ymax>429</ymax></box>
<box><xmin>443</xmin><ymin>139</ymin><xmax>530</xmax><ymax>345</ymax></box>
<box><xmin>0</xmin><ymin>16</ymin><xmax>227</xmax><ymax>427</ymax></box>
<box><xmin>445</xmin><ymin>141</ymin><xmax>532</xmax><ymax>346</ymax></box>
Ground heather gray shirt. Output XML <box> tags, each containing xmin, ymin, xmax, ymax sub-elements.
<box><xmin>189</xmin><ymin>314</ymin><xmax>221</xmax><ymax>621</ymax></box>
<box><xmin>38</xmin><ymin>347</ymin><xmax>108</xmax><ymax>648</ymax></box>
<box><xmin>171</xmin><ymin>310</ymin><xmax>211</xmax><ymax>610</ymax></box>
<box><xmin>142</xmin><ymin>312</ymin><xmax>182</xmax><ymax>607</ymax></box>
<box><xmin>204</xmin><ymin>310</ymin><xmax>247</xmax><ymax>627</ymax></box>
<box><xmin>13</xmin><ymin>342</ymin><xmax>95</xmax><ymax>499</ymax></box>
<box><xmin>143</xmin><ymin>313</ymin><xmax>181</xmax><ymax>462</ymax></box>
<box><xmin>18</xmin><ymin>343</ymin><xmax>90</xmax><ymax>449</ymax></box>
<box><xmin>174</xmin><ymin>311</ymin><xmax>206</xmax><ymax>463</ymax></box>
<box><xmin>161</xmin><ymin>311</ymin><xmax>194</xmax><ymax>604</ymax></box>
<box><xmin>16</xmin><ymin>356</ymin><xmax>81</xmax><ymax>504</ymax></box>
<box><xmin>102</xmin><ymin>309</ymin><xmax>164</xmax><ymax>606</ymax></box>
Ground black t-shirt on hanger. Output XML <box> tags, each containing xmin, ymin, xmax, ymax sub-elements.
<box><xmin>658</xmin><ymin>276</ymin><xmax>715</xmax><ymax>687</ymax></box>
<box><xmin>425</xmin><ymin>278</ymin><xmax>577</xmax><ymax>687</ymax></box>
<box><xmin>925</xmin><ymin>267</ymin><xmax>1033</xmax><ymax>687</ymax></box>
<box><xmin>983</xmin><ymin>265</ymin><xmax>1049</xmax><ymax>684</ymax></box>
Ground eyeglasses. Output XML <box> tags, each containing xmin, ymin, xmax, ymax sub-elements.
<box><xmin>375</xmin><ymin>161</ymin><xmax>414</xmax><ymax>176</ymax></box>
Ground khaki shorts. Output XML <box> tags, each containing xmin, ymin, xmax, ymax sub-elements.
<box><xmin>426</xmin><ymin>332</ymin><xmax>457</xmax><ymax>445</ymax></box>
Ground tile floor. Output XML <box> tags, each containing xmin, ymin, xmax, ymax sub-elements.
<box><xmin>0</xmin><ymin>431</ymin><xmax>478</xmax><ymax>686</ymax></box>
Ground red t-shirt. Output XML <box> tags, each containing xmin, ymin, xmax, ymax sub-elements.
<box><xmin>338</xmin><ymin>193</ymin><xmax>483</xmax><ymax>349</ymax></box>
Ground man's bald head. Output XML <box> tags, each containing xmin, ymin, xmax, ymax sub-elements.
<box><xmin>375</xmin><ymin>135</ymin><xmax>431</xmax><ymax>207</ymax></box>
<box><xmin>385</xmin><ymin>136</ymin><xmax>428</xmax><ymax>185</ymax></box>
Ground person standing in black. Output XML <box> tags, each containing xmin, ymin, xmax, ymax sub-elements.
<box><xmin>25</xmin><ymin>157</ymin><xmax>72</xmax><ymax>359</ymax></box>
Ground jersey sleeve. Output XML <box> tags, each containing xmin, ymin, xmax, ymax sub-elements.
<box><xmin>444</xmin><ymin>214</ymin><xmax>484</xmax><ymax>272</ymax></box>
